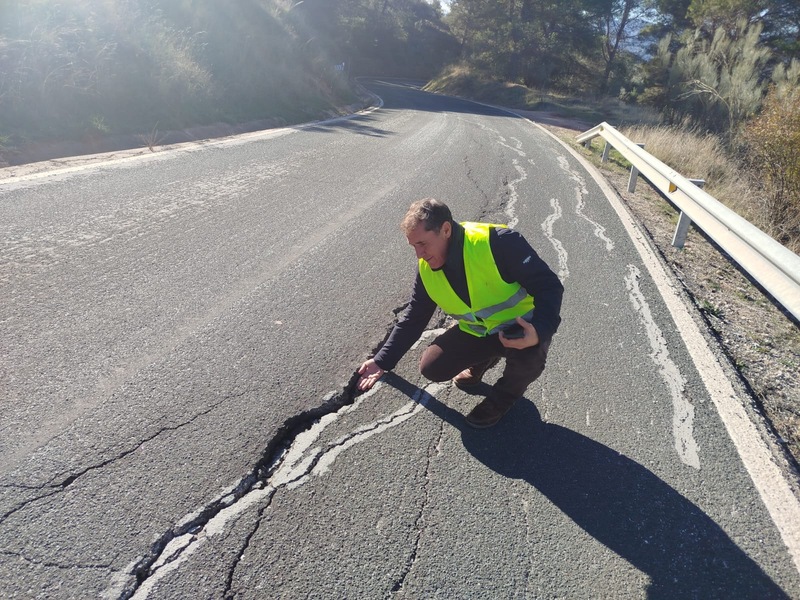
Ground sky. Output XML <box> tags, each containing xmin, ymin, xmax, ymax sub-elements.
<box><xmin>428</xmin><ymin>0</ymin><xmax>451</xmax><ymax>14</ymax></box>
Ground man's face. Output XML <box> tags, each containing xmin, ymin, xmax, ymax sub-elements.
<box><xmin>406</xmin><ymin>221</ymin><xmax>452</xmax><ymax>270</ymax></box>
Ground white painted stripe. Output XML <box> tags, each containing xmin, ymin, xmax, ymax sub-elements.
<box><xmin>541</xmin><ymin>198</ymin><xmax>569</xmax><ymax>282</ymax></box>
<box><xmin>625</xmin><ymin>264</ymin><xmax>699</xmax><ymax>469</ymax></box>
<box><xmin>556</xmin><ymin>155</ymin><xmax>615</xmax><ymax>251</ymax></box>
<box><xmin>535</xmin><ymin>121</ymin><xmax>800</xmax><ymax>573</ymax></box>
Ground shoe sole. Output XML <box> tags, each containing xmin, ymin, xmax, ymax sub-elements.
<box><xmin>453</xmin><ymin>379</ymin><xmax>482</xmax><ymax>390</ymax></box>
<box><xmin>464</xmin><ymin>416</ymin><xmax>501</xmax><ymax>429</ymax></box>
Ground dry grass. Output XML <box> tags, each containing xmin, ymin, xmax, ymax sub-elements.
<box><xmin>620</xmin><ymin>125</ymin><xmax>752</xmax><ymax>214</ymax></box>
<box><xmin>619</xmin><ymin>124</ymin><xmax>799</xmax><ymax>252</ymax></box>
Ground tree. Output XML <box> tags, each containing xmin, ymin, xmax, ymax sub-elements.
<box><xmin>653</xmin><ymin>0</ymin><xmax>694</xmax><ymax>28</ymax></box>
<box><xmin>646</xmin><ymin>20</ymin><xmax>772</xmax><ymax>134</ymax></box>
<box><xmin>686</xmin><ymin>0</ymin><xmax>768</xmax><ymax>31</ymax></box>
<box><xmin>760</xmin><ymin>0</ymin><xmax>800</xmax><ymax>60</ymax></box>
<box><xmin>686</xmin><ymin>0</ymin><xmax>799</xmax><ymax>60</ymax></box>
<box><xmin>446</xmin><ymin>0</ymin><xmax>604</xmax><ymax>90</ymax></box>
<box><xmin>598</xmin><ymin>0</ymin><xmax>653</xmax><ymax>94</ymax></box>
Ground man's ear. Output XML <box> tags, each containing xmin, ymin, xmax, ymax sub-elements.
<box><xmin>442</xmin><ymin>220</ymin><xmax>452</xmax><ymax>239</ymax></box>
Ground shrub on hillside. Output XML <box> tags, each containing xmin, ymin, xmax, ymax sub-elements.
<box><xmin>0</xmin><ymin>0</ymin><xmax>357</xmax><ymax>150</ymax></box>
<box><xmin>622</xmin><ymin>125</ymin><xmax>740</xmax><ymax>187</ymax></box>
<box><xmin>643</xmin><ymin>21</ymin><xmax>771</xmax><ymax>137</ymax></box>
<box><xmin>741</xmin><ymin>85</ymin><xmax>800</xmax><ymax>251</ymax></box>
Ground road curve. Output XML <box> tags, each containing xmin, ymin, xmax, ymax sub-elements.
<box><xmin>0</xmin><ymin>79</ymin><xmax>798</xmax><ymax>599</ymax></box>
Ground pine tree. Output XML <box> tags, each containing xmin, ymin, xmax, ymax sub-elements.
<box><xmin>652</xmin><ymin>19</ymin><xmax>772</xmax><ymax>134</ymax></box>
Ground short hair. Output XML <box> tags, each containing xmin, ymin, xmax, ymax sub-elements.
<box><xmin>401</xmin><ymin>198</ymin><xmax>452</xmax><ymax>234</ymax></box>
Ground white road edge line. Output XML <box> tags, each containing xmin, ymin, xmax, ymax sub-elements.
<box><xmin>0</xmin><ymin>101</ymin><xmax>385</xmax><ymax>185</ymax></box>
<box><xmin>625</xmin><ymin>264</ymin><xmax>699</xmax><ymax>469</ymax></box>
<box><xmin>529</xmin><ymin>118</ymin><xmax>800</xmax><ymax>573</ymax></box>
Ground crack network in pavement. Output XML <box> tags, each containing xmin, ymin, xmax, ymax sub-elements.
<box><xmin>391</xmin><ymin>413</ymin><xmax>445</xmax><ymax>595</ymax></box>
<box><xmin>118</xmin><ymin>316</ymin><xmax>414</xmax><ymax>599</ymax></box>
<box><xmin>202</xmin><ymin>383</ymin><xmax>441</xmax><ymax>600</ymax></box>
<box><xmin>462</xmin><ymin>151</ymin><xmax>491</xmax><ymax>205</ymax></box>
<box><xmin>127</xmin><ymin>368</ymin><xmax>447</xmax><ymax>598</ymax></box>
<box><xmin>120</xmin><ymin>378</ymin><xmax>362</xmax><ymax>600</ymax></box>
<box><xmin>0</xmin><ymin>392</ymin><xmax>245</xmax><ymax>525</ymax></box>
<box><xmin>521</xmin><ymin>498</ymin><xmax>534</xmax><ymax>596</ymax></box>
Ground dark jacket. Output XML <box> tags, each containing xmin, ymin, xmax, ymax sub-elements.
<box><xmin>373</xmin><ymin>221</ymin><xmax>564</xmax><ymax>371</ymax></box>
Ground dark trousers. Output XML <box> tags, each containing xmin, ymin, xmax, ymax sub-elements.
<box><xmin>419</xmin><ymin>325</ymin><xmax>550</xmax><ymax>402</ymax></box>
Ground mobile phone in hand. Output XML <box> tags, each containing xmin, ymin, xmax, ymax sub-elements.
<box><xmin>500</xmin><ymin>325</ymin><xmax>525</xmax><ymax>339</ymax></box>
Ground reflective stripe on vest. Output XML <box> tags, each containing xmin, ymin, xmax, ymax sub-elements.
<box><xmin>419</xmin><ymin>222</ymin><xmax>535</xmax><ymax>337</ymax></box>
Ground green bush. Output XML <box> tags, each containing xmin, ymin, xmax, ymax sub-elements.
<box><xmin>0</xmin><ymin>0</ymin><xmax>216</xmax><ymax>140</ymax></box>
<box><xmin>644</xmin><ymin>21</ymin><xmax>771</xmax><ymax>137</ymax></box>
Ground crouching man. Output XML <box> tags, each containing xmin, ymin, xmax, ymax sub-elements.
<box><xmin>357</xmin><ymin>198</ymin><xmax>564</xmax><ymax>428</ymax></box>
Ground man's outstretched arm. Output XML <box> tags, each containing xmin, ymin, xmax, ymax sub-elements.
<box><xmin>357</xmin><ymin>273</ymin><xmax>436</xmax><ymax>391</ymax></box>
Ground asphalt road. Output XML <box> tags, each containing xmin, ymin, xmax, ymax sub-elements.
<box><xmin>1</xmin><ymin>79</ymin><xmax>799</xmax><ymax>599</ymax></box>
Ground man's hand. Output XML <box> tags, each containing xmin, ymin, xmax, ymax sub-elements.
<box><xmin>357</xmin><ymin>359</ymin><xmax>385</xmax><ymax>391</ymax></box>
<box><xmin>499</xmin><ymin>317</ymin><xmax>540</xmax><ymax>349</ymax></box>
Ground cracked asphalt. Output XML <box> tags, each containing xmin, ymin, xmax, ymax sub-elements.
<box><xmin>2</xmin><ymin>79</ymin><xmax>799</xmax><ymax>598</ymax></box>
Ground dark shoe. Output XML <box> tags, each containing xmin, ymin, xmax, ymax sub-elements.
<box><xmin>465</xmin><ymin>395</ymin><xmax>517</xmax><ymax>429</ymax></box>
<box><xmin>452</xmin><ymin>357</ymin><xmax>500</xmax><ymax>389</ymax></box>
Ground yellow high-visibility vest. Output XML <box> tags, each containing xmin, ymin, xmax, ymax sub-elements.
<box><xmin>419</xmin><ymin>222</ymin><xmax>535</xmax><ymax>337</ymax></box>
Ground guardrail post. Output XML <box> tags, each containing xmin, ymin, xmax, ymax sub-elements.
<box><xmin>627</xmin><ymin>144</ymin><xmax>645</xmax><ymax>192</ymax></box>
<box><xmin>672</xmin><ymin>179</ymin><xmax>705</xmax><ymax>248</ymax></box>
<box><xmin>601</xmin><ymin>142</ymin><xmax>610</xmax><ymax>163</ymax></box>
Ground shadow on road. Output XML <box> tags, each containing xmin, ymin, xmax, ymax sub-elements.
<box><xmin>364</xmin><ymin>78</ymin><xmax>519</xmax><ymax>118</ymax></box>
<box><xmin>300</xmin><ymin>113</ymin><xmax>396</xmax><ymax>137</ymax></box>
<box><xmin>383</xmin><ymin>372</ymin><xmax>790</xmax><ymax>599</ymax></box>
<box><xmin>295</xmin><ymin>78</ymin><xmax>514</xmax><ymax>138</ymax></box>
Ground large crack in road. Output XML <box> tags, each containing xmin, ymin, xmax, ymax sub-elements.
<box><xmin>390</xmin><ymin>413</ymin><xmax>445</xmax><ymax>595</ymax></box>
<box><xmin>115</xmin><ymin>316</ymin><xmax>444</xmax><ymax>599</ymax></box>
<box><xmin>217</xmin><ymin>382</ymin><xmax>445</xmax><ymax>600</ymax></box>
<box><xmin>117</xmin><ymin>375</ymin><xmax>364</xmax><ymax>600</ymax></box>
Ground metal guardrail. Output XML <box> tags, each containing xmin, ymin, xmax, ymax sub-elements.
<box><xmin>577</xmin><ymin>122</ymin><xmax>800</xmax><ymax>321</ymax></box>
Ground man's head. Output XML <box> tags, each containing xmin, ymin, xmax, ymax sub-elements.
<box><xmin>401</xmin><ymin>198</ymin><xmax>453</xmax><ymax>270</ymax></box>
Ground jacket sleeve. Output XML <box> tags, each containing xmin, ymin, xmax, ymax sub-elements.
<box><xmin>491</xmin><ymin>228</ymin><xmax>563</xmax><ymax>343</ymax></box>
<box><xmin>372</xmin><ymin>271</ymin><xmax>437</xmax><ymax>371</ymax></box>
